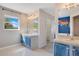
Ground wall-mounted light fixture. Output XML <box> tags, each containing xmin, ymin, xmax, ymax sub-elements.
<box><xmin>62</xmin><ymin>3</ymin><xmax>79</xmax><ymax>10</ymax></box>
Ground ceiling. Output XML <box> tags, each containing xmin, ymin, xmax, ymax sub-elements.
<box><xmin>0</xmin><ymin>3</ymin><xmax>63</xmax><ymax>14</ymax></box>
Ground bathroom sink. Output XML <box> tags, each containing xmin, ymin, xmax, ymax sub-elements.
<box><xmin>55</xmin><ymin>35</ymin><xmax>79</xmax><ymax>47</ymax></box>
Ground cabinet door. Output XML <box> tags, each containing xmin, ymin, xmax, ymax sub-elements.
<box><xmin>23</xmin><ymin>36</ymin><xmax>31</xmax><ymax>48</ymax></box>
<box><xmin>73</xmin><ymin>47</ymin><xmax>79</xmax><ymax>56</ymax></box>
<box><xmin>28</xmin><ymin>37</ymin><xmax>31</xmax><ymax>48</ymax></box>
<box><xmin>54</xmin><ymin>43</ymin><xmax>70</xmax><ymax>56</ymax></box>
<box><xmin>22</xmin><ymin>36</ymin><xmax>27</xmax><ymax>46</ymax></box>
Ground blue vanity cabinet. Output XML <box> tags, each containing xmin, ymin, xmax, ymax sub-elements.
<box><xmin>22</xmin><ymin>36</ymin><xmax>31</xmax><ymax>48</ymax></box>
<box><xmin>25</xmin><ymin>36</ymin><xmax>31</xmax><ymax>48</ymax></box>
<box><xmin>21</xmin><ymin>34</ymin><xmax>38</xmax><ymax>49</ymax></box>
<box><xmin>72</xmin><ymin>46</ymin><xmax>79</xmax><ymax>56</ymax></box>
<box><xmin>54</xmin><ymin>43</ymin><xmax>70</xmax><ymax>56</ymax></box>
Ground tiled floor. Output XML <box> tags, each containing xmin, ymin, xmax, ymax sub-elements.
<box><xmin>0</xmin><ymin>43</ymin><xmax>53</xmax><ymax>56</ymax></box>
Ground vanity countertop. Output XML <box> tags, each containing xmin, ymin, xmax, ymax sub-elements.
<box><xmin>22</xmin><ymin>33</ymin><xmax>38</xmax><ymax>37</ymax></box>
<box><xmin>55</xmin><ymin>35</ymin><xmax>79</xmax><ymax>47</ymax></box>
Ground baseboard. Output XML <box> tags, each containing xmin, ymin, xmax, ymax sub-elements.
<box><xmin>0</xmin><ymin>43</ymin><xmax>21</xmax><ymax>50</ymax></box>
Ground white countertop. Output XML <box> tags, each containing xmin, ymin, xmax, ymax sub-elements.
<box><xmin>22</xmin><ymin>33</ymin><xmax>38</xmax><ymax>37</ymax></box>
<box><xmin>55</xmin><ymin>35</ymin><xmax>79</xmax><ymax>47</ymax></box>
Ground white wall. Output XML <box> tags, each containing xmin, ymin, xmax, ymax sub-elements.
<box><xmin>70</xmin><ymin>7</ymin><xmax>79</xmax><ymax>36</ymax></box>
<box><xmin>37</xmin><ymin>9</ymin><xmax>55</xmax><ymax>48</ymax></box>
<box><xmin>56</xmin><ymin>6</ymin><xmax>79</xmax><ymax>37</ymax></box>
<box><xmin>0</xmin><ymin>3</ymin><xmax>56</xmax><ymax>14</ymax></box>
<box><xmin>41</xmin><ymin>9</ymin><xmax>55</xmax><ymax>42</ymax></box>
<box><xmin>0</xmin><ymin>6</ymin><xmax>22</xmax><ymax>48</ymax></box>
<box><xmin>56</xmin><ymin>9</ymin><xmax>71</xmax><ymax>36</ymax></box>
<box><xmin>38</xmin><ymin>9</ymin><xmax>48</xmax><ymax>48</ymax></box>
<box><xmin>20</xmin><ymin>14</ymin><xmax>28</xmax><ymax>33</ymax></box>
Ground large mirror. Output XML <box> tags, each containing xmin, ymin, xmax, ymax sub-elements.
<box><xmin>73</xmin><ymin>15</ymin><xmax>79</xmax><ymax>36</ymax></box>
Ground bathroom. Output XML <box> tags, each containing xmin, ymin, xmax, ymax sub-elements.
<box><xmin>0</xmin><ymin>3</ymin><xmax>79</xmax><ymax>56</ymax></box>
